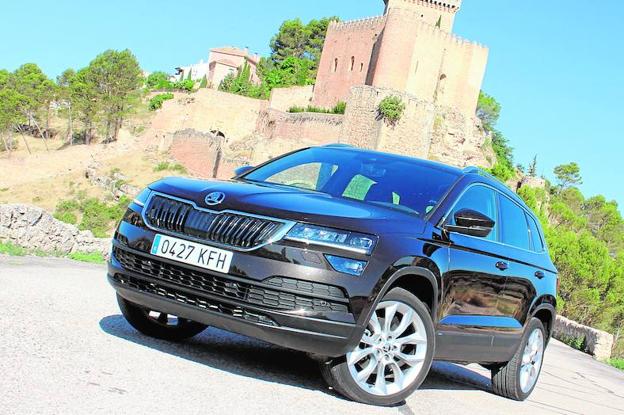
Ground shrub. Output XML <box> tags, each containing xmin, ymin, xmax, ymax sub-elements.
<box><xmin>378</xmin><ymin>96</ymin><xmax>405</xmax><ymax>125</ymax></box>
<box><xmin>608</xmin><ymin>359</ymin><xmax>624</xmax><ymax>371</ymax></box>
<box><xmin>154</xmin><ymin>161</ymin><xmax>187</xmax><ymax>174</ymax></box>
<box><xmin>199</xmin><ymin>75</ymin><xmax>208</xmax><ymax>88</ymax></box>
<box><xmin>173</xmin><ymin>79</ymin><xmax>195</xmax><ymax>92</ymax></box>
<box><xmin>558</xmin><ymin>333</ymin><xmax>586</xmax><ymax>352</ymax></box>
<box><xmin>332</xmin><ymin>101</ymin><xmax>347</xmax><ymax>114</ymax></box>
<box><xmin>145</xmin><ymin>71</ymin><xmax>173</xmax><ymax>91</ymax></box>
<box><xmin>0</xmin><ymin>241</ymin><xmax>27</xmax><ymax>256</ymax></box>
<box><xmin>53</xmin><ymin>196</ymin><xmax>130</xmax><ymax>238</ymax></box>
<box><xmin>148</xmin><ymin>93</ymin><xmax>174</xmax><ymax>111</ymax></box>
<box><xmin>287</xmin><ymin>102</ymin><xmax>346</xmax><ymax>115</ymax></box>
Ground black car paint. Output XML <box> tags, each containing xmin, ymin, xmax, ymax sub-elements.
<box><xmin>108</xmin><ymin>147</ymin><xmax>557</xmax><ymax>363</ymax></box>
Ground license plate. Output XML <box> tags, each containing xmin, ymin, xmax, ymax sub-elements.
<box><xmin>150</xmin><ymin>234</ymin><xmax>233</xmax><ymax>274</ymax></box>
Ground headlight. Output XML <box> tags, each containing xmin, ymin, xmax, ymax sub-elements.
<box><xmin>285</xmin><ymin>223</ymin><xmax>377</xmax><ymax>255</ymax></box>
<box><xmin>133</xmin><ymin>188</ymin><xmax>152</xmax><ymax>207</ymax></box>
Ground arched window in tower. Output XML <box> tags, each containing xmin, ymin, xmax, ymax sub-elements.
<box><xmin>333</xmin><ymin>58</ymin><xmax>338</xmax><ymax>73</ymax></box>
<box><xmin>350</xmin><ymin>56</ymin><xmax>355</xmax><ymax>72</ymax></box>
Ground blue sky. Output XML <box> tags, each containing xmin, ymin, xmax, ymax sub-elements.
<box><xmin>1</xmin><ymin>0</ymin><xmax>622</xmax><ymax>211</ymax></box>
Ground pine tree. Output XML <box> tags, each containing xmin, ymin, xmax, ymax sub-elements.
<box><xmin>199</xmin><ymin>75</ymin><xmax>208</xmax><ymax>88</ymax></box>
<box><xmin>528</xmin><ymin>155</ymin><xmax>538</xmax><ymax>177</ymax></box>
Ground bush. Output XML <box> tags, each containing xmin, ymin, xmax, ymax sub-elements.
<box><xmin>154</xmin><ymin>161</ymin><xmax>187</xmax><ymax>174</ymax></box>
<box><xmin>0</xmin><ymin>241</ymin><xmax>28</xmax><ymax>256</ymax></box>
<box><xmin>287</xmin><ymin>102</ymin><xmax>347</xmax><ymax>115</ymax></box>
<box><xmin>148</xmin><ymin>93</ymin><xmax>174</xmax><ymax>111</ymax></box>
<box><xmin>608</xmin><ymin>358</ymin><xmax>624</xmax><ymax>371</ymax></box>
<box><xmin>558</xmin><ymin>334</ymin><xmax>586</xmax><ymax>352</ymax></box>
<box><xmin>333</xmin><ymin>101</ymin><xmax>347</xmax><ymax>114</ymax></box>
<box><xmin>378</xmin><ymin>96</ymin><xmax>405</xmax><ymax>125</ymax></box>
<box><xmin>145</xmin><ymin>71</ymin><xmax>172</xmax><ymax>91</ymax></box>
<box><xmin>53</xmin><ymin>196</ymin><xmax>130</xmax><ymax>238</ymax></box>
<box><xmin>173</xmin><ymin>79</ymin><xmax>195</xmax><ymax>92</ymax></box>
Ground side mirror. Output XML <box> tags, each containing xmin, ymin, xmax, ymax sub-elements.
<box><xmin>444</xmin><ymin>208</ymin><xmax>495</xmax><ymax>238</ymax></box>
<box><xmin>234</xmin><ymin>165</ymin><xmax>255</xmax><ymax>177</ymax></box>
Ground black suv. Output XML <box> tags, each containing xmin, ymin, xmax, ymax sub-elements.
<box><xmin>108</xmin><ymin>145</ymin><xmax>557</xmax><ymax>406</ymax></box>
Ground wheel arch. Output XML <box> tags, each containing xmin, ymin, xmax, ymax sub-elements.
<box><xmin>529</xmin><ymin>296</ymin><xmax>557</xmax><ymax>340</ymax></box>
<box><xmin>372</xmin><ymin>266</ymin><xmax>439</xmax><ymax>321</ymax></box>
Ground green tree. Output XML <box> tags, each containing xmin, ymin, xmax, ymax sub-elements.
<box><xmin>70</xmin><ymin>67</ymin><xmax>100</xmax><ymax>144</ymax></box>
<box><xmin>554</xmin><ymin>162</ymin><xmax>582</xmax><ymax>190</ymax></box>
<box><xmin>56</xmin><ymin>68</ymin><xmax>76</xmax><ymax>144</ymax></box>
<box><xmin>476</xmin><ymin>91</ymin><xmax>501</xmax><ymax>131</ymax></box>
<box><xmin>186</xmin><ymin>68</ymin><xmax>193</xmax><ymax>81</ymax></box>
<box><xmin>528</xmin><ymin>155</ymin><xmax>538</xmax><ymax>177</ymax></box>
<box><xmin>269</xmin><ymin>17</ymin><xmax>338</xmax><ymax>73</ymax></box>
<box><xmin>145</xmin><ymin>71</ymin><xmax>171</xmax><ymax>90</ymax></box>
<box><xmin>199</xmin><ymin>75</ymin><xmax>208</xmax><ymax>88</ymax></box>
<box><xmin>86</xmin><ymin>49</ymin><xmax>143</xmax><ymax>141</ymax></box>
<box><xmin>11</xmin><ymin>63</ymin><xmax>55</xmax><ymax>150</ymax></box>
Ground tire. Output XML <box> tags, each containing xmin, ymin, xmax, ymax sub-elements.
<box><xmin>117</xmin><ymin>294</ymin><xmax>208</xmax><ymax>341</ymax></box>
<box><xmin>491</xmin><ymin>318</ymin><xmax>546</xmax><ymax>401</ymax></box>
<box><xmin>321</xmin><ymin>288</ymin><xmax>435</xmax><ymax>406</ymax></box>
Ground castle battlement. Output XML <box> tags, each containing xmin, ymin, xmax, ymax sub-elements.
<box><xmin>388</xmin><ymin>8</ymin><xmax>487</xmax><ymax>50</ymax></box>
<box><xmin>329</xmin><ymin>15</ymin><xmax>387</xmax><ymax>31</ymax></box>
<box><xmin>385</xmin><ymin>0</ymin><xmax>462</xmax><ymax>13</ymax></box>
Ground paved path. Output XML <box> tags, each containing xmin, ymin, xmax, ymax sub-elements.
<box><xmin>1</xmin><ymin>256</ymin><xmax>623</xmax><ymax>415</ymax></box>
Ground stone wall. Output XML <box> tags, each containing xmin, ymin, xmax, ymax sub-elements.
<box><xmin>554</xmin><ymin>315</ymin><xmax>614</xmax><ymax>361</ymax></box>
<box><xmin>340</xmin><ymin>85</ymin><xmax>492</xmax><ymax>168</ymax></box>
<box><xmin>150</xmin><ymin>89</ymin><xmax>267</xmax><ymax>141</ymax></box>
<box><xmin>0</xmin><ymin>204</ymin><xmax>109</xmax><ymax>256</ymax></box>
<box><xmin>269</xmin><ymin>85</ymin><xmax>314</xmax><ymax>112</ymax></box>
<box><xmin>256</xmin><ymin>109</ymin><xmax>344</xmax><ymax>143</ymax></box>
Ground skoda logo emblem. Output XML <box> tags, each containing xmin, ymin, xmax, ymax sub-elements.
<box><xmin>205</xmin><ymin>191</ymin><xmax>225</xmax><ymax>206</ymax></box>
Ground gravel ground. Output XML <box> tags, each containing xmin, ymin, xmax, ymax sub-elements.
<box><xmin>1</xmin><ymin>255</ymin><xmax>623</xmax><ymax>415</ymax></box>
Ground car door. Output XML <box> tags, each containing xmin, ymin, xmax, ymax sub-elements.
<box><xmin>492</xmin><ymin>195</ymin><xmax>544</xmax><ymax>357</ymax></box>
<box><xmin>435</xmin><ymin>184</ymin><xmax>511</xmax><ymax>362</ymax></box>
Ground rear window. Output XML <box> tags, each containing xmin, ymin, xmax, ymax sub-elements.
<box><xmin>499</xmin><ymin>195</ymin><xmax>530</xmax><ymax>250</ymax></box>
<box><xmin>526</xmin><ymin>214</ymin><xmax>545</xmax><ymax>252</ymax></box>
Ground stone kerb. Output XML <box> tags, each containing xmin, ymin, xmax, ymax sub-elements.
<box><xmin>554</xmin><ymin>315</ymin><xmax>615</xmax><ymax>361</ymax></box>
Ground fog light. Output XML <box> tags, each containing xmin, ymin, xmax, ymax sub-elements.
<box><xmin>325</xmin><ymin>255</ymin><xmax>367</xmax><ymax>276</ymax></box>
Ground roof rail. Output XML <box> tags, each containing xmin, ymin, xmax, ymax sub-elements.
<box><xmin>322</xmin><ymin>143</ymin><xmax>354</xmax><ymax>148</ymax></box>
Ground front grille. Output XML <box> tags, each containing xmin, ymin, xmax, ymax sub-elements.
<box><xmin>114</xmin><ymin>247</ymin><xmax>349</xmax><ymax>314</ymax></box>
<box><xmin>143</xmin><ymin>195</ymin><xmax>286</xmax><ymax>250</ymax></box>
<box><xmin>112</xmin><ymin>274</ymin><xmax>277</xmax><ymax>326</ymax></box>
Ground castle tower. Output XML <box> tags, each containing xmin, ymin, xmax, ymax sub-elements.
<box><xmin>383</xmin><ymin>0</ymin><xmax>462</xmax><ymax>32</ymax></box>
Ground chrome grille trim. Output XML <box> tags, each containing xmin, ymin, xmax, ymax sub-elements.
<box><xmin>141</xmin><ymin>191</ymin><xmax>296</xmax><ymax>252</ymax></box>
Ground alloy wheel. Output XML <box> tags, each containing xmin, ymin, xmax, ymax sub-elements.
<box><xmin>347</xmin><ymin>300</ymin><xmax>428</xmax><ymax>396</ymax></box>
<box><xmin>519</xmin><ymin>328</ymin><xmax>544</xmax><ymax>393</ymax></box>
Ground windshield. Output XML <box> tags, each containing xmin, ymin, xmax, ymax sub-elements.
<box><xmin>242</xmin><ymin>148</ymin><xmax>460</xmax><ymax>217</ymax></box>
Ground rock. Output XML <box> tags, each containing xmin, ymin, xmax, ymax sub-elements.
<box><xmin>553</xmin><ymin>315</ymin><xmax>614</xmax><ymax>361</ymax></box>
<box><xmin>0</xmin><ymin>204</ymin><xmax>110</xmax><ymax>257</ymax></box>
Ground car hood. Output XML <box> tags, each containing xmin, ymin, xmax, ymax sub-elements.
<box><xmin>148</xmin><ymin>177</ymin><xmax>426</xmax><ymax>235</ymax></box>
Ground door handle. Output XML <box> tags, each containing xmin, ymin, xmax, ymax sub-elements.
<box><xmin>495</xmin><ymin>261</ymin><xmax>509</xmax><ymax>271</ymax></box>
<box><xmin>535</xmin><ymin>270</ymin><xmax>546</xmax><ymax>279</ymax></box>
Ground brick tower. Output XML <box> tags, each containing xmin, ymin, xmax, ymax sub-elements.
<box><xmin>313</xmin><ymin>0</ymin><xmax>487</xmax><ymax>116</ymax></box>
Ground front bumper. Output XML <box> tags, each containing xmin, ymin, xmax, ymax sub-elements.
<box><xmin>108</xmin><ymin>221</ymin><xmax>368</xmax><ymax>357</ymax></box>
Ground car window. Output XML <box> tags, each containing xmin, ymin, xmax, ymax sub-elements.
<box><xmin>263</xmin><ymin>162</ymin><xmax>337</xmax><ymax>191</ymax></box>
<box><xmin>343</xmin><ymin>175</ymin><xmax>401</xmax><ymax>205</ymax></box>
<box><xmin>526</xmin><ymin>214</ymin><xmax>545</xmax><ymax>252</ymax></box>
<box><xmin>447</xmin><ymin>185</ymin><xmax>498</xmax><ymax>241</ymax></box>
<box><xmin>499</xmin><ymin>195</ymin><xmax>530</xmax><ymax>250</ymax></box>
<box><xmin>243</xmin><ymin>148</ymin><xmax>460</xmax><ymax>217</ymax></box>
